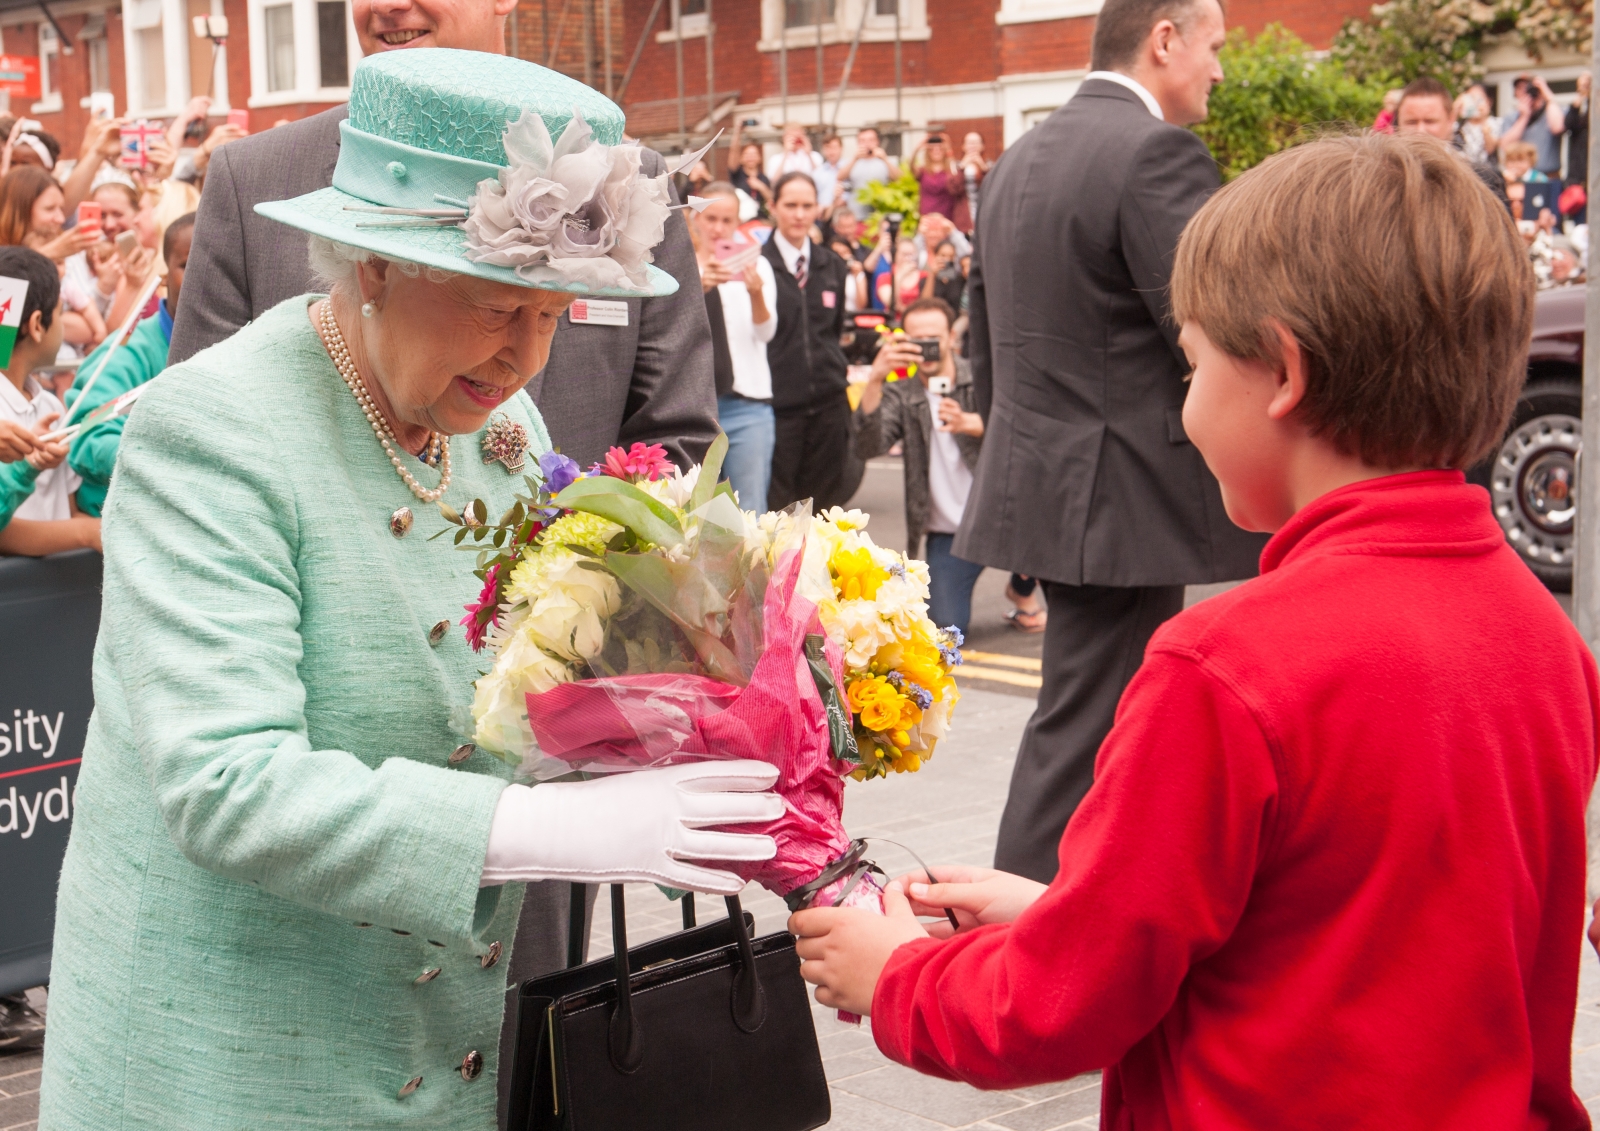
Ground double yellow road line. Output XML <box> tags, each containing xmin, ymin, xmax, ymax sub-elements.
<box><xmin>953</xmin><ymin>650</ymin><xmax>1043</xmax><ymax>690</ymax></box>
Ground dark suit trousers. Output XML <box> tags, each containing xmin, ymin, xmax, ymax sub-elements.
<box><xmin>496</xmin><ymin>881</ymin><xmax>596</xmax><ymax>1128</ymax></box>
<box><xmin>994</xmin><ymin>582</ymin><xmax>1185</xmax><ymax>883</ymax></box>
<box><xmin>769</xmin><ymin>396</ymin><xmax>862</xmax><ymax>512</ymax></box>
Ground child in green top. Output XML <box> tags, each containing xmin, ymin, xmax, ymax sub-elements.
<box><xmin>68</xmin><ymin>212</ymin><xmax>194</xmax><ymax>516</ymax></box>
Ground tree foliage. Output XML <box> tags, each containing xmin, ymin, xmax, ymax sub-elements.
<box><xmin>1331</xmin><ymin>0</ymin><xmax>1592</xmax><ymax>89</ymax></box>
<box><xmin>1192</xmin><ymin>26</ymin><xmax>1390</xmax><ymax>181</ymax></box>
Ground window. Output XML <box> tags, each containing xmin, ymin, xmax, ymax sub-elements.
<box><xmin>34</xmin><ymin>22</ymin><xmax>61</xmax><ymax>113</ymax></box>
<box><xmin>88</xmin><ymin>36</ymin><xmax>111</xmax><ymax>94</ymax></box>
<box><xmin>317</xmin><ymin>0</ymin><xmax>348</xmax><ymax>87</ymax></box>
<box><xmin>264</xmin><ymin>4</ymin><xmax>295</xmax><ymax>92</ymax></box>
<box><xmin>680</xmin><ymin>0</ymin><xmax>706</xmax><ymax>13</ymax></box>
<box><xmin>138</xmin><ymin>26</ymin><xmax>167</xmax><ymax>108</ymax></box>
<box><xmin>785</xmin><ymin>0</ymin><xmax>834</xmax><ymax>28</ymax></box>
<box><xmin>875</xmin><ymin>0</ymin><xmax>897</xmax><ymax>13</ymax></box>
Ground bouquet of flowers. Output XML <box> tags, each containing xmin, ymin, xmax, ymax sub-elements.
<box><xmin>444</xmin><ymin>433</ymin><xmax>961</xmax><ymax>1001</ymax></box>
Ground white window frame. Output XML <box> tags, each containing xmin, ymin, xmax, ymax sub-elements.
<box><xmin>32</xmin><ymin>21</ymin><xmax>61</xmax><ymax>114</ymax></box>
<box><xmin>757</xmin><ymin>0</ymin><xmax>927</xmax><ymax>51</ymax></box>
<box><xmin>995</xmin><ymin>0</ymin><xmax>1104</xmax><ymax>25</ymax></box>
<box><xmin>78</xmin><ymin>15</ymin><xmax>113</xmax><ymax>109</ymax></box>
<box><xmin>246</xmin><ymin>0</ymin><xmax>359</xmax><ymax>109</ymax></box>
<box><xmin>121</xmin><ymin>0</ymin><xmax>194</xmax><ymax>118</ymax></box>
<box><xmin>655</xmin><ymin>0</ymin><xmax>708</xmax><ymax>42</ymax></box>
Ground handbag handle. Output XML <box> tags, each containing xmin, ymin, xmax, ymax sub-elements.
<box><xmin>605</xmin><ymin>884</ymin><xmax>768</xmax><ymax>1074</ymax></box>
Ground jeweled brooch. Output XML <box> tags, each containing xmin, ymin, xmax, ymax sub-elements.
<box><xmin>481</xmin><ymin>414</ymin><xmax>528</xmax><ymax>473</ymax></box>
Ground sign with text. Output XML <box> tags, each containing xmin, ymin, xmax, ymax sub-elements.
<box><xmin>0</xmin><ymin>56</ymin><xmax>41</xmax><ymax>101</ymax></box>
<box><xmin>0</xmin><ymin>550</ymin><xmax>99</xmax><ymax>996</ymax></box>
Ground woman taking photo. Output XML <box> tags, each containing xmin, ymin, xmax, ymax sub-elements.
<box><xmin>878</xmin><ymin>236</ymin><xmax>928</xmax><ymax>321</ymax></box>
<box><xmin>0</xmin><ymin>166</ymin><xmax>105</xmax><ymax>352</ymax></box>
<box><xmin>726</xmin><ymin>118</ymin><xmax>774</xmax><ymax>219</ymax></box>
<box><xmin>37</xmin><ymin>51</ymin><xmax>780</xmax><ymax>1131</ymax></box>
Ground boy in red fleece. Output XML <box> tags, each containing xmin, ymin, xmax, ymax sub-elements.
<box><xmin>790</xmin><ymin>133</ymin><xmax>1600</xmax><ymax>1129</ymax></box>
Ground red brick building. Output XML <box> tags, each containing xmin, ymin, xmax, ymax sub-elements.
<box><xmin>590</xmin><ymin>0</ymin><xmax>1384</xmax><ymax>162</ymax></box>
<box><xmin>0</xmin><ymin>0</ymin><xmax>1583</xmax><ymax>171</ymax></box>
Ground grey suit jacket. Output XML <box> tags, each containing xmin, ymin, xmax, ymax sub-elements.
<box><xmin>170</xmin><ymin>105</ymin><xmax>718</xmax><ymax>469</ymax></box>
<box><xmin>952</xmin><ymin>81</ymin><xmax>1266</xmax><ymax>587</ymax></box>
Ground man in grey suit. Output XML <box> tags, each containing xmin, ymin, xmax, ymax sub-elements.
<box><xmin>167</xmin><ymin>3</ymin><xmax>713</xmax><ymax>1124</ymax></box>
<box><xmin>170</xmin><ymin>0</ymin><xmax>716</xmax><ymax>472</ymax></box>
<box><xmin>955</xmin><ymin>0</ymin><xmax>1267</xmax><ymax>883</ymax></box>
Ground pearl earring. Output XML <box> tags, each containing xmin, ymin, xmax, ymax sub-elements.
<box><xmin>361</xmin><ymin>302</ymin><xmax>376</xmax><ymax>318</ymax></box>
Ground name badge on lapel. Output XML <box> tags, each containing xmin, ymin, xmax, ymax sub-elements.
<box><xmin>569</xmin><ymin>299</ymin><xmax>630</xmax><ymax>327</ymax></box>
<box><xmin>821</xmin><ymin>290</ymin><xmax>837</xmax><ymax>309</ymax></box>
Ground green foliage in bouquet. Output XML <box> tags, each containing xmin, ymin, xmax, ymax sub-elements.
<box><xmin>1331</xmin><ymin>0</ymin><xmax>1590</xmax><ymax>90</ymax></box>
<box><xmin>856</xmin><ymin>169</ymin><xmax>920</xmax><ymax>239</ymax></box>
<box><xmin>1193</xmin><ymin>26</ymin><xmax>1389</xmax><ymax>181</ymax></box>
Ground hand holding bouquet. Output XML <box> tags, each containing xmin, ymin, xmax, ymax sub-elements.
<box><xmin>443</xmin><ymin>432</ymin><xmax>962</xmax><ymax>1012</ymax></box>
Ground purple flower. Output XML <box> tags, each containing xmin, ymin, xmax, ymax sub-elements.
<box><xmin>538</xmin><ymin>450</ymin><xmax>582</xmax><ymax>495</ymax></box>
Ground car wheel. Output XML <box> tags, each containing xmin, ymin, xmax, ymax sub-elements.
<box><xmin>1486</xmin><ymin>380</ymin><xmax>1580</xmax><ymax>593</ymax></box>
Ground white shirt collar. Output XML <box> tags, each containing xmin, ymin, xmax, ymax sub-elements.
<box><xmin>772</xmin><ymin>230</ymin><xmax>810</xmax><ymax>275</ymax></box>
<box><xmin>1084</xmin><ymin>71</ymin><xmax>1164</xmax><ymax>121</ymax></box>
<box><xmin>0</xmin><ymin>374</ymin><xmax>39</xmax><ymax>418</ymax></box>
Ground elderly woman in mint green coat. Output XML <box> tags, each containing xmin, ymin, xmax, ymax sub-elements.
<box><xmin>37</xmin><ymin>51</ymin><xmax>780</xmax><ymax>1130</ymax></box>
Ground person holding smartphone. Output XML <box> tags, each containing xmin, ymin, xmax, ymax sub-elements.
<box><xmin>1501</xmin><ymin>73</ymin><xmax>1566</xmax><ymax>177</ymax></box>
<box><xmin>691</xmin><ymin>182</ymin><xmax>779</xmax><ymax>512</ymax></box>
<box><xmin>852</xmin><ymin>296</ymin><xmax>986</xmax><ymax>635</ymax></box>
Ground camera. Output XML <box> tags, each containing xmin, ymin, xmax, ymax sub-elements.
<box><xmin>742</xmin><ymin>118</ymin><xmax>760</xmax><ymax>127</ymax></box>
<box><xmin>908</xmin><ymin>337</ymin><xmax>942</xmax><ymax>363</ymax></box>
<box><xmin>885</xmin><ymin>211</ymin><xmax>904</xmax><ymax>240</ymax></box>
<box><xmin>926</xmin><ymin>376</ymin><xmax>953</xmax><ymax>395</ymax></box>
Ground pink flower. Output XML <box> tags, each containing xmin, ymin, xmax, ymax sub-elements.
<box><xmin>461</xmin><ymin>563</ymin><xmax>504</xmax><ymax>652</ymax></box>
<box><xmin>602</xmin><ymin>442</ymin><xmax>673</xmax><ymax>482</ymax></box>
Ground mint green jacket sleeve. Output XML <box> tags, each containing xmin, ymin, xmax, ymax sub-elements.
<box><xmin>100</xmin><ymin>364</ymin><xmax>506</xmax><ymax>942</ymax></box>
<box><xmin>0</xmin><ymin>457</ymin><xmax>38</xmax><ymax>528</ymax></box>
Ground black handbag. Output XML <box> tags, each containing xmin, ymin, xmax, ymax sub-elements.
<box><xmin>506</xmin><ymin>884</ymin><xmax>831</xmax><ymax>1131</ymax></box>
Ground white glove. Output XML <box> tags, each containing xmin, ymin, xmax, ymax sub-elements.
<box><xmin>480</xmin><ymin>760</ymin><xmax>783</xmax><ymax>895</ymax></box>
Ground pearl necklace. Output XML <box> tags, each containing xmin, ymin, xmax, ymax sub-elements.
<box><xmin>317</xmin><ymin>300</ymin><xmax>452</xmax><ymax>504</ymax></box>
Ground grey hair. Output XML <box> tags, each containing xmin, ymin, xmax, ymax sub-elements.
<box><xmin>306</xmin><ymin>234</ymin><xmax>458</xmax><ymax>294</ymax></box>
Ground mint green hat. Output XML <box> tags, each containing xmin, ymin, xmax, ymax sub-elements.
<box><xmin>256</xmin><ymin>49</ymin><xmax>681</xmax><ymax>299</ymax></box>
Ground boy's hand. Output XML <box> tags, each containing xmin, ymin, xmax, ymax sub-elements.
<box><xmin>790</xmin><ymin>882</ymin><xmax>929</xmax><ymax>1016</ymax></box>
<box><xmin>26</xmin><ymin>433</ymin><xmax>69</xmax><ymax>472</ymax></box>
<box><xmin>869</xmin><ymin>337</ymin><xmax>921</xmax><ymax>384</ymax></box>
<box><xmin>937</xmin><ymin>396</ymin><xmax>983</xmax><ymax>437</ymax></box>
<box><xmin>891</xmin><ymin>865</ymin><xmax>1047</xmax><ymax>937</ymax></box>
<box><xmin>0</xmin><ymin>417</ymin><xmax>48</xmax><ymax>462</ymax></box>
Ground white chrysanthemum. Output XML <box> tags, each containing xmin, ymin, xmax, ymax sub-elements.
<box><xmin>819</xmin><ymin>598</ymin><xmax>897</xmax><ymax>671</ymax></box>
<box><xmin>504</xmin><ymin>545</ymin><xmax>622</xmax><ymax>662</ymax></box>
<box><xmin>472</xmin><ymin>623</ymin><xmax>575</xmax><ymax>756</ymax></box>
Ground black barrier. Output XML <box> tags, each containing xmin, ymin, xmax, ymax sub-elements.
<box><xmin>0</xmin><ymin>549</ymin><xmax>100</xmax><ymax>996</ymax></box>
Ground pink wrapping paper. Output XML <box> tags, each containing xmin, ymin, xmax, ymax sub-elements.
<box><xmin>525</xmin><ymin>546</ymin><xmax>854</xmax><ymax>897</ymax></box>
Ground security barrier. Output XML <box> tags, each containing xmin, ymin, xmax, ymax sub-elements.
<box><xmin>0</xmin><ymin>549</ymin><xmax>100</xmax><ymax>996</ymax></box>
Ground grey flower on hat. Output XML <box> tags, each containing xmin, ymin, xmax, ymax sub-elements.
<box><xmin>463</xmin><ymin>109</ymin><xmax>671</xmax><ymax>292</ymax></box>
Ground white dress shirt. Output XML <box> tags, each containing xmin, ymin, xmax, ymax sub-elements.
<box><xmin>771</xmin><ymin>230</ymin><xmax>811</xmax><ymax>280</ymax></box>
<box><xmin>1083</xmin><ymin>71</ymin><xmax>1164</xmax><ymax>121</ymax></box>
<box><xmin>0</xmin><ymin>374</ymin><xmax>80</xmax><ymax>520</ymax></box>
<box><xmin>924</xmin><ymin>383</ymin><xmax>974</xmax><ymax>534</ymax></box>
<box><xmin>715</xmin><ymin>256</ymin><xmax>778</xmax><ymax>401</ymax></box>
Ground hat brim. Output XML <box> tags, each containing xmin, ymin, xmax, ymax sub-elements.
<box><xmin>256</xmin><ymin>186</ymin><xmax>680</xmax><ymax>299</ymax></box>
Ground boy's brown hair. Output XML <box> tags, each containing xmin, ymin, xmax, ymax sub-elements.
<box><xmin>1502</xmin><ymin>140</ymin><xmax>1539</xmax><ymax>167</ymax></box>
<box><xmin>1171</xmin><ymin>132</ymin><xmax>1533</xmax><ymax>470</ymax></box>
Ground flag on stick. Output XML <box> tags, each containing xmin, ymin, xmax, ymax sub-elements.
<box><xmin>0</xmin><ymin>276</ymin><xmax>30</xmax><ymax>368</ymax></box>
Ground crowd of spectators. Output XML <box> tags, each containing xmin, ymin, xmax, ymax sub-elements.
<box><xmin>0</xmin><ymin>95</ymin><xmax>240</xmax><ymax>562</ymax></box>
<box><xmin>689</xmin><ymin>123</ymin><xmax>1011</xmax><ymax>635</ymax></box>
<box><xmin>1390</xmin><ymin>73</ymin><xmax>1591</xmax><ymax>287</ymax></box>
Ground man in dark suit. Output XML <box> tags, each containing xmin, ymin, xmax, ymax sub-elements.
<box><xmin>761</xmin><ymin>171</ymin><xmax>863</xmax><ymax>511</ymax></box>
<box><xmin>170</xmin><ymin>0</ymin><xmax>716</xmax><ymax>472</ymax></box>
<box><xmin>955</xmin><ymin>0</ymin><xmax>1266</xmax><ymax>883</ymax></box>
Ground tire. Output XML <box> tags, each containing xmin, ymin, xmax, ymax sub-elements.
<box><xmin>1478</xmin><ymin>379</ymin><xmax>1581</xmax><ymax>593</ymax></box>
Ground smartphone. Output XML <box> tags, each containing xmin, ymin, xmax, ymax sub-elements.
<box><xmin>908</xmin><ymin>337</ymin><xmax>942</xmax><ymax>363</ymax></box>
<box><xmin>926</xmin><ymin>376</ymin><xmax>953</xmax><ymax>396</ymax></box>
<box><xmin>75</xmin><ymin>201</ymin><xmax>102</xmax><ymax>239</ymax></box>
<box><xmin>228</xmin><ymin>108</ymin><xmax>250</xmax><ymax>132</ymax></box>
<box><xmin>116</xmin><ymin>230</ymin><xmax>139</xmax><ymax>258</ymax></box>
<box><xmin>120</xmin><ymin>122</ymin><xmax>149</xmax><ymax>169</ymax></box>
<box><xmin>88</xmin><ymin>92</ymin><xmax>116</xmax><ymax>121</ymax></box>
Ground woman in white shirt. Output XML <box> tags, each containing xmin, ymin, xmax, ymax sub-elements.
<box><xmin>692</xmin><ymin>182</ymin><xmax>779</xmax><ymax>512</ymax></box>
